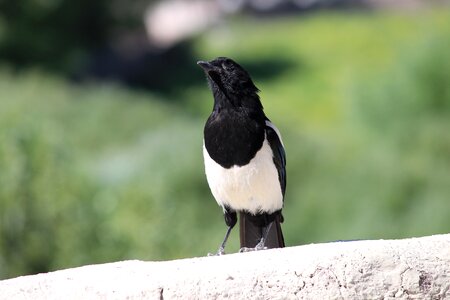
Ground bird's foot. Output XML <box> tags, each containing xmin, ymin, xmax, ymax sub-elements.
<box><xmin>207</xmin><ymin>247</ymin><xmax>226</xmax><ymax>256</ymax></box>
<box><xmin>238</xmin><ymin>245</ymin><xmax>268</xmax><ymax>252</ymax></box>
<box><xmin>239</xmin><ymin>239</ymin><xmax>268</xmax><ymax>252</ymax></box>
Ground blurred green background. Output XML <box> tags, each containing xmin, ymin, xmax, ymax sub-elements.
<box><xmin>1</xmin><ymin>0</ymin><xmax>449</xmax><ymax>279</ymax></box>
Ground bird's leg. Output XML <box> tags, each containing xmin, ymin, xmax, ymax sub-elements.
<box><xmin>214</xmin><ymin>226</ymin><xmax>233</xmax><ymax>255</ymax></box>
<box><xmin>239</xmin><ymin>221</ymin><xmax>273</xmax><ymax>252</ymax></box>
<box><xmin>208</xmin><ymin>209</ymin><xmax>237</xmax><ymax>256</ymax></box>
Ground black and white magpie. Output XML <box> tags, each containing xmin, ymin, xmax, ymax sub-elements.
<box><xmin>197</xmin><ymin>57</ymin><xmax>286</xmax><ymax>254</ymax></box>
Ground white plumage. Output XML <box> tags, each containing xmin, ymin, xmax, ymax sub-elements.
<box><xmin>203</xmin><ymin>136</ymin><xmax>283</xmax><ymax>215</ymax></box>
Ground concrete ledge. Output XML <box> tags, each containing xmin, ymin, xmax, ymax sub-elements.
<box><xmin>1</xmin><ymin>234</ymin><xmax>449</xmax><ymax>299</ymax></box>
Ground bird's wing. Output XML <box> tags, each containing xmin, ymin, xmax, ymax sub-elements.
<box><xmin>265</xmin><ymin>119</ymin><xmax>286</xmax><ymax>198</ymax></box>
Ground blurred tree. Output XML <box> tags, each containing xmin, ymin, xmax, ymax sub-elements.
<box><xmin>0</xmin><ymin>0</ymin><xmax>111</xmax><ymax>71</ymax></box>
<box><xmin>0</xmin><ymin>0</ymin><xmax>152</xmax><ymax>73</ymax></box>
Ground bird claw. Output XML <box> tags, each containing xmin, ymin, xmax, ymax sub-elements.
<box><xmin>207</xmin><ymin>247</ymin><xmax>226</xmax><ymax>256</ymax></box>
<box><xmin>238</xmin><ymin>246</ymin><xmax>268</xmax><ymax>253</ymax></box>
<box><xmin>238</xmin><ymin>247</ymin><xmax>253</xmax><ymax>253</ymax></box>
<box><xmin>239</xmin><ymin>240</ymin><xmax>268</xmax><ymax>252</ymax></box>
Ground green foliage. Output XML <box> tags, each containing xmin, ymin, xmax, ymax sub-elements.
<box><xmin>1</xmin><ymin>10</ymin><xmax>450</xmax><ymax>279</ymax></box>
<box><xmin>0</xmin><ymin>71</ymin><xmax>223</xmax><ymax>278</ymax></box>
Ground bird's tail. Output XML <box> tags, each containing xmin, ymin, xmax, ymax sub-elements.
<box><xmin>239</xmin><ymin>212</ymin><xmax>285</xmax><ymax>249</ymax></box>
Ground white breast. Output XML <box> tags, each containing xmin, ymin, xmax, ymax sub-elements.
<box><xmin>203</xmin><ymin>138</ymin><xmax>283</xmax><ymax>215</ymax></box>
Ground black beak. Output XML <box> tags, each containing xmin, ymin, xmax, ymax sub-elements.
<box><xmin>197</xmin><ymin>60</ymin><xmax>215</xmax><ymax>72</ymax></box>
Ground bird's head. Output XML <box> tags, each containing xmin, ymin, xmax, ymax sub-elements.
<box><xmin>197</xmin><ymin>57</ymin><xmax>262</xmax><ymax>110</ymax></box>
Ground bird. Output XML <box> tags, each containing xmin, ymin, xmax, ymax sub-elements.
<box><xmin>197</xmin><ymin>57</ymin><xmax>286</xmax><ymax>255</ymax></box>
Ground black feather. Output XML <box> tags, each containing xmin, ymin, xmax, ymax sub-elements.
<box><xmin>265</xmin><ymin>119</ymin><xmax>287</xmax><ymax>197</ymax></box>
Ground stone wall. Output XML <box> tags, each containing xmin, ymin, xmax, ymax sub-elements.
<box><xmin>0</xmin><ymin>234</ymin><xmax>449</xmax><ymax>299</ymax></box>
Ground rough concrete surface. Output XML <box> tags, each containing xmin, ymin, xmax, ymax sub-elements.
<box><xmin>0</xmin><ymin>234</ymin><xmax>449</xmax><ymax>299</ymax></box>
